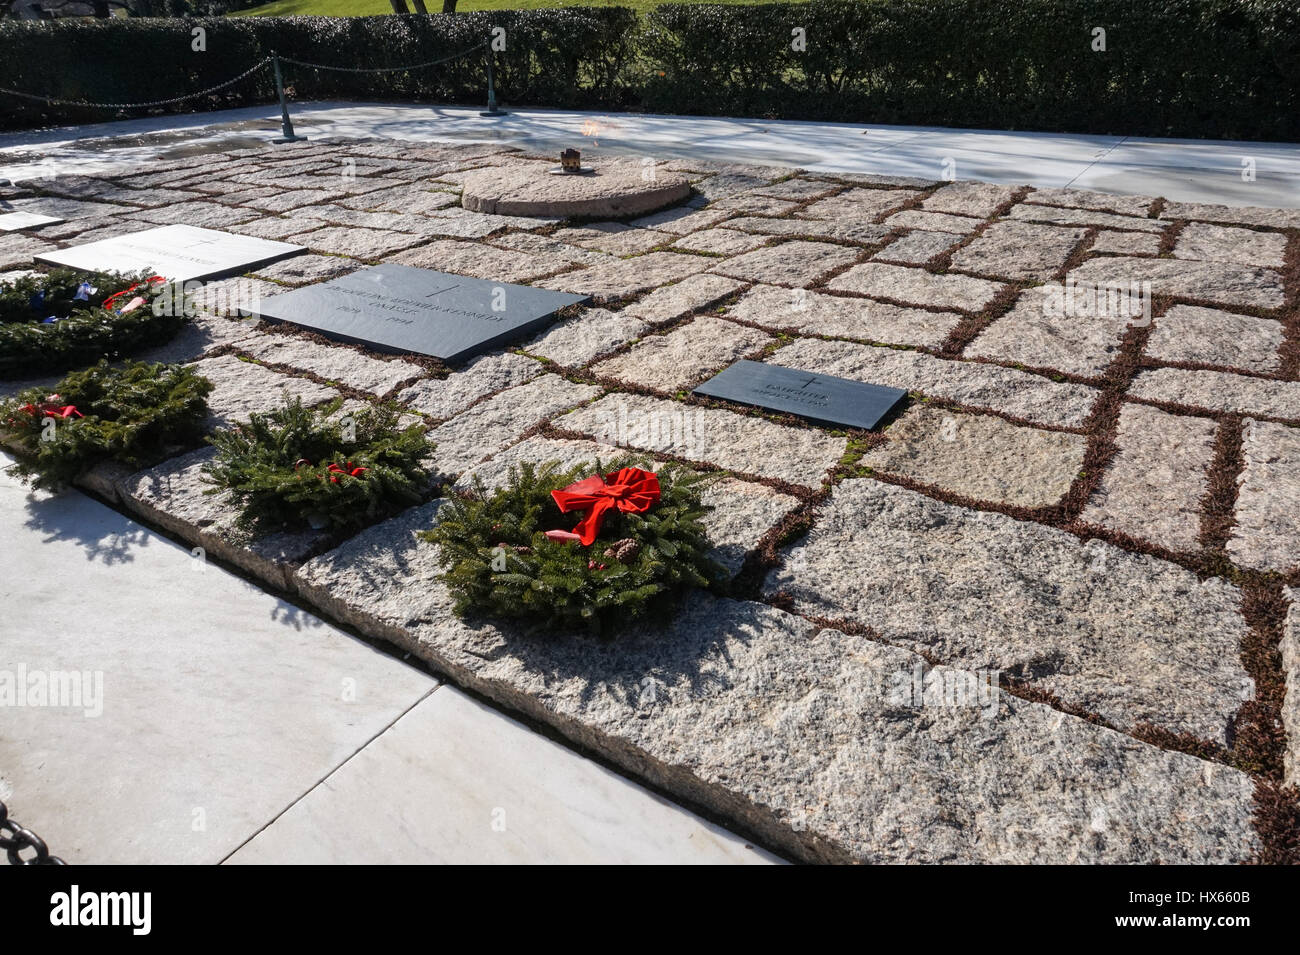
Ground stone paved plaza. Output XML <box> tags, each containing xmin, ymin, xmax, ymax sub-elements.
<box><xmin>3</xmin><ymin>138</ymin><xmax>1298</xmax><ymax>864</ymax></box>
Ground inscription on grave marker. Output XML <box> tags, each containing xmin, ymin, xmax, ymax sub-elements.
<box><xmin>251</xmin><ymin>264</ymin><xmax>588</xmax><ymax>363</ymax></box>
<box><xmin>693</xmin><ymin>359</ymin><xmax>906</xmax><ymax>430</ymax></box>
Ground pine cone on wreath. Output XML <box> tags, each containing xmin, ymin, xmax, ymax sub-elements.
<box><xmin>603</xmin><ymin>537</ymin><xmax>640</xmax><ymax>563</ymax></box>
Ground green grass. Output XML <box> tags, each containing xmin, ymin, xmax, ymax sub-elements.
<box><xmin>230</xmin><ymin>0</ymin><xmax>782</xmax><ymax>17</ymax></box>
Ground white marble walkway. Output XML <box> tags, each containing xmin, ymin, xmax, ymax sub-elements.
<box><xmin>2</xmin><ymin>101</ymin><xmax>1298</xmax><ymax>208</ymax></box>
<box><xmin>0</xmin><ymin>453</ymin><xmax>777</xmax><ymax>864</ymax></box>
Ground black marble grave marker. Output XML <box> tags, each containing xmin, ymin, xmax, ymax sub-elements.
<box><xmin>251</xmin><ymin>264</ymin><xmax>589</xmax><ymax>363</ymax></box>
<box><xmin>693</xmin><ymin>359</ymin><xmax>906</xmax><ymax>430</ymax></box>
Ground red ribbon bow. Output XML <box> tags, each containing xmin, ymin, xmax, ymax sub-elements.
<box><xmin>550</xmin><ymin>467</ymin><xmax>660</xmax><ymax>546</ymax></box>
<box><xmin>325</xmin><ymin>461</ymin><xmax>367</xmax><ymax>483</ymax></box>
<box><xmin>102</xmin><ymin>276</ymin><xmax>166</xmax><ymax>312</ymax></box>
<box><xmin>17</xmin><ymin>395</ymin><xmax>82</xmax><ymax>420</ymax></box>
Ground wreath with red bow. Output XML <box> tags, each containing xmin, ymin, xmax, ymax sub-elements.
<box><xmin>0</xmin><ymin>267</ymin><xmax>188</xmax><ymax>378</ymax></box>
<box><xmin>0</xmin><ymin>359</ymin><xmax>212</xmax><ymax>491</ymax></box>
<box><xmin>422</xmin><ymin>458</ymin><xmax>724</xmax><ymax>635</ymax></box>
<box><xmin>202</xmin><ymin>397</ymin><xmax>433</xmax><ymax>533</ymax></box>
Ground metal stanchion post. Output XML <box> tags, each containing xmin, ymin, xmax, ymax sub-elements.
<box><xmin>480</xmin><ymin>43</ymin><xmax>507</xmax><ymax>117</ymax></box>
<box><xmin>271</xmin><ymin>53</ymin><xmax>306</xmax><ymax>143</ymax></box>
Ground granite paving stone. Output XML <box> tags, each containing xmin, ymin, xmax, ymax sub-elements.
<box><xmin>557</xmin><ymin>392</ymin><xmax>846</xmax><ymax>488</ymax></box>
<box><xmin>949</xmin><ymin>220</ymin><xmax>1087</xmax><ymax>281</ymax></box>
<box><xmin>590</xmin><ymin>316</ymin><xmax>772</xmax><ymax>392</ymax></box>
<box><xmin>488</xmin><ymin>232</ymin><xmax>615</xmax><ymax>267</ymax></box>
<box><xmin>710</xmin><ymin>240</ymin><xmax>861</xmax><ymax>287</ymax></box>
<box><xmin>874</xmin><ymin>230</ymin><xmax>958</xmax><ymax>265</ymax></box>
<box><xmin>619</xmin><ymin>273</ymin><xmax>748</xmax><ymax>326</ymax></box>
<box><xmin>292</xmin><ymin>522</ymin><xmax>1257</xmax><ymax>863</ymax></box>
<box><xmin>709</xmin><ymin>194</ymin><xmax>802</xmax><ymax>217</ymax></box>
<box><xmin>765</xmin><ymin>480</ymin><xmax>1252</xmax><ymax>743</ymax></box>
<box><xmin>1146</xmin><ymin>305</ymin><xmax>1285</xmax><ymax>373</ymax></box>
<box><xmin>630</xmin><ymin>206</ymin><xmax>734</xmax><ymax>235</ymax></box>
<box><xmin>132</xmin><ymin>201</ymin><xmax>259</xmax><ymax>229</ymax></box>
<box><xmin>770</xmin><ymin>337</ymin><xmax>1099</xmax><ymax>428</ymax></box>
<box><xmin>1172</xmin><ymin>222</ymin><xmax>1288</xmax><ymax>268</ymax></box>
<box><xmin>1009</xmin><ymin>204</ymin><xmax>1169</xmax><ymax>233</ymax></box>
<box><xmin>752</xmin><ymin>178</ymin><xmax>840</xmax><ymax>201</ymax></box>
<box><xmin>828</xmin><ymin>262</ymin><xmax>1008</xmax><ymax>312</ymax></box>
<box><xmin>1068</xmin><ymin>257</ymin><xmax>1286</xmax><ymax>311</ymax></box>
<box><xmin>724</xmin><ymin>283</ymin><xmax>959</xmax><ymax>348</ymax></box>
<box><xmin>966</xmin><ymin>285</ymin><xmax>1139</xmax><ymax>377</ymax></box>
<box><xmin>244</xmin><ymin>189</ymin><xmax>345</xmax><ymax>213</ymax></box>
<box><xmin>0</xmin><ymin>233</ymin><xmax>55</xmax><ymax>269</ymax></box>
<box><xmin>884</xmin><ymin>210</ymin><xmax>983</xmax><ymax>235</ymax></box>
<box><xmin>1227</xmin><ymin>420</ymin><xmax>1300</xmax><ymax>573</ymax></box>
<box><xmin>1025</xmin><ymin>188</ymin><xmax>1156</xmax><ymax>217</ymax></box>
<box><xmin>253</xmin><ymin>253</ymin><xmax>363</xmax><ymax>286</ymax></box>
<box><xmin>428</xmin><ymin>375</ymin><xmax>601</xmax><ymax>474</ymax></box>
<box><xmin>191</xmin><ymin>277</ymin><xmax>283</xmax><ymax>319</ymax></box>
<box><xmin>190</xmin><ymin>353</ymin><xmax>342</xmax><ymax>429</ymax></box>
<box><xmin>1091</xmin><ymin>230</ymin><xmax>1162</xmax><ymax>256</ymax></box>
<box><xmin>862</xmin><ymin>406</ymin><xmax>1087</xmax><ymax>507</ymax></box>
<box><xmin>227</xmin><ymin>216</ymin><xmax>330</xmax><ymax>241</ymax></box>
<box><xmin>798</xmin><ymin>188</ymin><xmax>917</xmax><ymax>221</ymax></box>
<box><xmin>552</xmin><ymin>224</ymin><xmax>671</xmax><ymax>256</ymax></box>
<box><xmin>387</xmin><ymin>239</ymin><xmax>569</xmax><ymax>282</ymax></box>
<box><xmin>923</xmin><ymin>181</ymin><xmax>1018</xmax><ymax>217</ymax></box>
<box><xmin>671</xmin><ymin>228</ymin><xmax>768</xmax><ymax>255</ymax></box>
<box><xmin>720</xmin><ymin>216</ymin><xmax>891</xmax><ymax>244</ymax></box>
<box><xmin>523</xmin><ymin>308</ymin><xmax>649</xmax><ymax>366</ymax></box>
<box><xmin>1130</xmin><ymin>368</ymin><xmax>1300</xmax><ymax>420</ymax></box>
<box><xmin>1079</xmin><ymin>403</ymin><xmax>1217</xmax><ymax>552</ymax></box>
<box><xmin>395</xmin><ymin>352</ymin><xmax>542</xmax><ymax>420</ymax></box>
<box><xmin>131</xmin><ymin>312</ymin><xmax>257</xmax><ymax>366</ymax></box>
<box><xmin>232</xmin><ymin>333</ymin><xmax>423</xmax><ymax>396</ymax></box>
<box><xmin>1160</xmin><ymin>201</ymin><xmax>1300</xmax><ymax>229</ymax></box>
<box><xmin>290</xmin><ymin>225</ymin><xmax>425</xmax><ymax>258</ymax></box>
<box><xmin>533</xmin><ymin>251</ymin><xmax>709</xmax><ymax>303</ymax></box>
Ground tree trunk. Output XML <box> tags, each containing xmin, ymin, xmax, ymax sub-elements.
<box><xmin>442</xmin><ymin>0</ymin><xmax>457</xmax><ymax>12</ymax></box>
<box><xmin>93</xmin><ymin>0</ymin><xmax>112</xmax><ymax>15</ymax></box>
<box><xmin>409</xmin><ymin>0</ymin><xmax>427</xmax><ymax>12</ymax></box>
<box><xmin>388</xmin><ymin>0</ymin><xmax>410</xmax><ymax>13</ymax></box>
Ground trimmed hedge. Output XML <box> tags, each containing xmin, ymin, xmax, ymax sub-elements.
<box><xmin>0</xmin><ymin>1</ymin><xmax>1296</xmax><ymax>140</ymax></box>
<box><xmin>0</xmin><ymin>10</ymin><xmax>639</xmax><ymax>130</ymax></box>
<box><xmin>641</xmin><ymin>0</ymin><xmax>1300</xmax><ymax>140</ymax></box>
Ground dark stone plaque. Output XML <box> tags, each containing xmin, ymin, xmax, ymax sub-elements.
<box><xmin>251</xmin><ymin>264</ymin><xmax>589</xmax><ymax>363</ymax></box>
<box><xmin>693</xmin><ymin>359</ymin><xmax>906</xmax><ymax>430</ymax></box>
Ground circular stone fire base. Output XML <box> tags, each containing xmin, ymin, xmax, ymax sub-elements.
<box><xmin>461</xmin><ymin>162</ymin><xmax>692</xmax><ymax>218</ymax></box>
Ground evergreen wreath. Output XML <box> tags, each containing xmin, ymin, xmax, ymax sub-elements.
<box><xmin>202</xmin><ymin>397</ymin><xmax>434</xmax><ymax>533</ymax></box>
<box><xmin>0</xmin><ymin>267</ymin><xmax>189</xmax><ymax>378</ymax></box>
<box><xmin>422</xmin><ymin>459</ymin><xmax>725</xmax><ymax>636</ymax></box>
<box><xmin>0</xmin><ymin>359</ymin><xmax>213</xmax><ymax>491</ymax></box>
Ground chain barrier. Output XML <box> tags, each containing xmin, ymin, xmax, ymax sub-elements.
<box><xmin>0</xmin><ymin>41</ymin><xmax>491</xmax><ymax>111</ymax></box>
<box><xmin>0</xmin><ymin>797</ymin><xmax>65</xmax><ymax>865</ymax></box>
<box><xmin>0</xmin><ymin>56</ymin><xmax>273</xmax><ymax>110</ymax></box>
<box><xmin>279</xmin><ymin>41</ymin><xmax>487</xmax><ymax>74</ymax></box>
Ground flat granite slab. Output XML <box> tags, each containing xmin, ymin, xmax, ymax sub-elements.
<box><xmin>36</xmin><ymin>224</ymin><xmax>305</xmax><ymax>283</ymax></box>
<box><xmin>290</xmin><ymin>502</ymin><xmax>1259</xmax><ymax>864</ymax></box>
<box><xmin>253</xmin><ymin>263</ymin><xmax>588</xmax><ymax>363</ymax></box>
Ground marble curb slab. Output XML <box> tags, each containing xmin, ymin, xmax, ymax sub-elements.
<box><xmin>289</xmin><ymin>502</ymin><xmax>1260</xmax><ymax>864</ymax></box>
<box><xmin>36</xmin><ymin>224</ymin><xmax>305</xmax><ymax>284</ymax></box>
<box><xmin>0</xmin><ymin>210</ymin><xmax>63</xmax><ymax>231</ymax></box>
